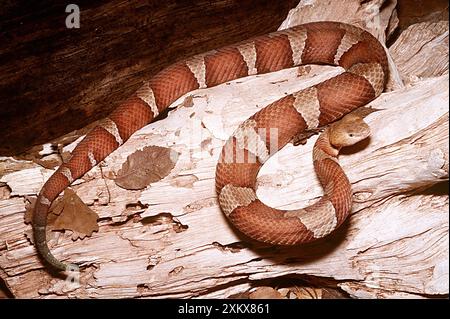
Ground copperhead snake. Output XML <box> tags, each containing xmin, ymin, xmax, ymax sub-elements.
<box><xmin>32</xmin><ymin>21</ymin><xmax>388</xmax><ymax>271</ymax></box>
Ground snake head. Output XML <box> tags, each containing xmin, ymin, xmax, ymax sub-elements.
<box><xmin>329</xmin><ymin>114</ymin><xmax>371</xmax><ymax>148</ymax></box>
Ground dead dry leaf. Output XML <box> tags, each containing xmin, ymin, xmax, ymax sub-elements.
<box><xmin>51</xmin><ymin>189</ymin><xmax>99</xmax><ymax>238</ymax></box>
<box><xmin>70</xmin><ymin>230</ymin><xmax>88</xmax><ymax>241</ymax></box>
<box><xmin>26</xmin><ymin>194</ymin><xmax>60</xmax><ymax>226</ymax></box>
<box><xmin>24</xmin><ymin>229</ymin><xmax>34</xmax><ymax>244</ymax></box>
<box><xmin>0</xmin><ymin>185</ymin><xmax>11</xmax><ymax>200</ymax></box>
<box><xmin>248</xmin><ymin>287</ymin><xmax>284</xmax><ymax>299</ymax></box>
<box><xmin>322</xmin><ymin>288</ymin><xmax>349</xmax><ymax>299</ymax></box>
<box><xmin>24</xmin><ymin>190</ymin><xmax>98</xmax><ymax>242</ymax></box>
<box><xmin>292</xmin><ymin>286</ymin><xmax>323</xmax><ymax>299</ymax></box>
<box><xmin>24</xmin><ymin>196</ymin><xmax>36</xmax><ymax>224</ymax></box>
<box><xmin>181</xmin><ymin>95</ymin><xmax>194</xmax><ymax>108</ymax></box>
<box><xmin>35</xmin><ymin>154</ymin><xmax>63</xmax><ymax>170</ymax></box>
<box><xmin>115</xmin><ymin>146</ymin><xmax>179</xmax><ymax>190</ymax></box>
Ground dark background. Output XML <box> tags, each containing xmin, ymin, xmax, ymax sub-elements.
<box><xmin>0</xmin><ymin>0</ymin><xmax>448</xmax><ymax>156</ymax></box>
<box><xmin>0</xmin><ymin>0</ymin><xmax>299</xmax><ymax>155</ymax></box>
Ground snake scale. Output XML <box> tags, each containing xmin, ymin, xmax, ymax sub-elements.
<box><xmin>32</xmin><ymin>21</ymin><xmax>388</xmax><ymax>271</ymax></box>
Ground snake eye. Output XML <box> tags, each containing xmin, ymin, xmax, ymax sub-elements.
<box><xmin>349</xmin><ymin>133</ymin><xmax>354</xmax><ymax>137</ymax></box>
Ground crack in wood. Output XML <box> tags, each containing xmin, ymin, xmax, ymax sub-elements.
<box><xmin>212</xmin><ymin>241</ymin><xmax>247</xmax><ymax>253</ymax></box>
<box><xmin>139</xmin><ymin>213</ymin><xmax>189</xmax><ymax>233</ymax></box>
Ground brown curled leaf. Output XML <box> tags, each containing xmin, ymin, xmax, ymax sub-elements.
<box><xmin>248</xmin><ymin>287</ymin><xmax>284</xmax><ymax>299</ymax></box>
<box><xmin>24</xmin><ymin>196</ymin><xmax>36</xmax><ymax>224</ymax></box>
<box><xmin>50</xmin><ymin>188</ymin><xmax>99</xmax><ymax>238</ymax></box>
<box><xmin>291</xmin><ymin>286</ymin><xmax>323</xmax><ymax>299</ymax></box>
<box><xmin>114</xmin><ymin>146</ymin><xmax>179</xmax><ymax>190</ymax></box>
<box><xmin>321</xmin><ymin>288</ymin><xmax>349</xmax><ymax>299</ymax></box>
<box><xmin>181</xmin><ymin>95</ymin><xmax>194</xmax><ymax>108</ymax></box>
<box><xmin>25</xmin><ymin>195</ymin><xmax>60</xmax><ymax>225</ymax></box>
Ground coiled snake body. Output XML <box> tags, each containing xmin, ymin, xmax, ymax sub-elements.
<box><xmin>33</xmin><ymin>21</ymin><xmax>388</xmax><ymax>271</ymax></box>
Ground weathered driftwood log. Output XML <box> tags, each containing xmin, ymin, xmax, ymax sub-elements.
<box><xmin>0</xmin><ymin>0</ymin><xmax>448</xmax><ymax>298</ymax></box>
<box><xmin>0</xmin><ymin>0</ymin><xmax>298</xmax><ymax>156</ymax></box>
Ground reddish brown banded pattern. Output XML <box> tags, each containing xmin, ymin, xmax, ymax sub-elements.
<box><xmin>110</xmin><ymin>97</ymin><xmax>154</xmax><ymax>140</ymax></box>
<box><xmin>254</xmin><ymin>34</ymin><xmax>294</xmax><ymax>73</ymax></box>
<box><xmin>216</xmin><ymin>143</ymin><xmax>261</xmax><ymax>191</ymax></box>
<box><xmin>230</xmin><ymin>200</ymin><xmax>315</xmax><ymax>245</ymax></box>
<box><xmin>216</xmin><ymin>96</ymin><xmax>306</xmax><ymax>191</ymax></box>
<box><xmin>313</xmin><ymin>130</ymin><xmax>338</xmax><ymax>158</ymax></box>
<box><xmin>339</xmin><ymin>40</ymin><xmax>389</xmax><ymax>77</ymax></box>
<box><xmin>317</xmin><ymin>72</ymin><xmax>376</xmax><ymax>125</ymax></box>
<box><xmin>253</xmin><ymin>95</ymin><xmax>306</xmax><ymax>150</ymax></box>
<box><xmin>148</xmin><ymin>62</ymin><xmax>199</xmax><ymax>110</ymax></box>
<box><xmin>314</xmin><ymin>159</ymin><xmax>352</xmax><ymax>225</ymax></box>
<box><xmin>215</xmin><ymin>22</ymin><xmax>387</xmax><ymax>246</ymax></box>
<box><xmin>66</xmin><ymin>127</ymin><xmax>119</xmax><ymax>178</ymax></box>
<box><xmin>204</xmin><ymin>47</ymin><xmax>249</xmax><ymax>87</ymax></box>
<box><xmin>301</xmin><ymin>25</ymin><xmax>345</xmax><ymax>64</ymax></box>
<box><xmin>39</xmin><ymin>172</ymin><xmax>71</xmax><ymax>204</ymax></box>
<box><xmin>33</xmin><ymin>21</ymin><xmax>388</xmax><ymax>271</ymax></box>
